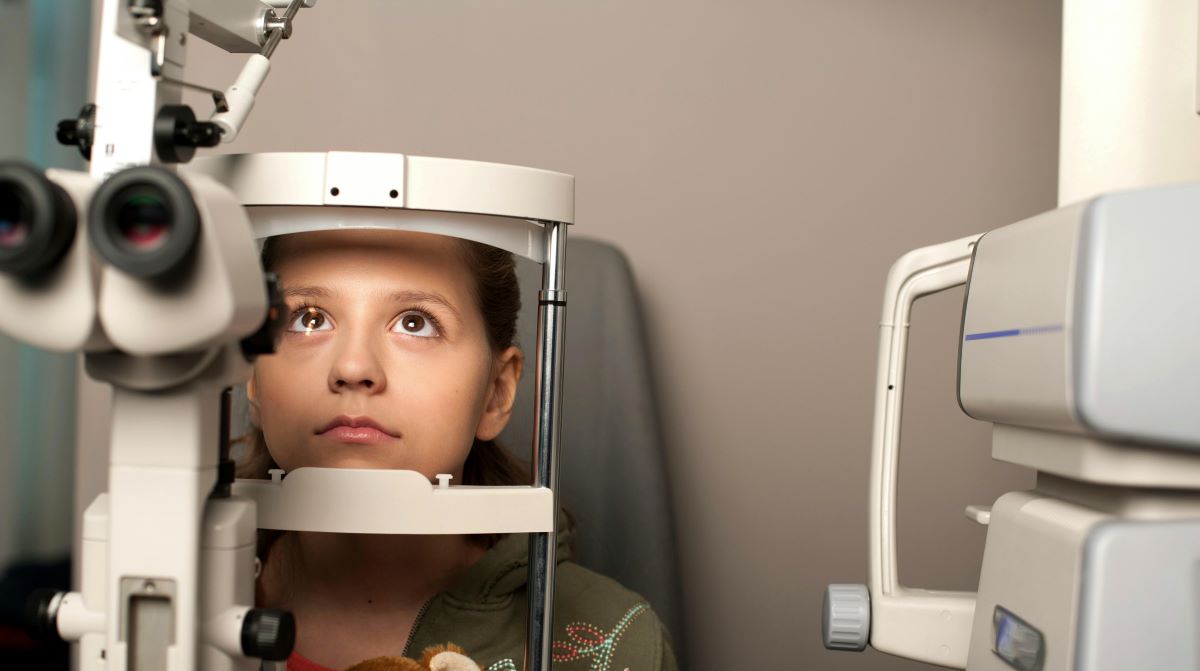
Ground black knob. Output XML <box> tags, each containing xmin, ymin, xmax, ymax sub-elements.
<box><xmin>153</xmin><ymin>105</ymin><xmax>222</xmax><ymax>164</ymax></box>
<box><xmin>127</xmin><ymin>0</ymin><xmax>163</xmax><ymax>20</ymax></box>
<box><xmin>55</xmin><ymin>120</ymin><xmax>79</xmax><ymax>147</ymax></box>
<box><xmin>24</xmin><ymin>589</ymin><xmax>64</xmax><ymax>641</ymax></box>
<box><xmin>55</xmin><ymin>104</ymin><xmax>96</xmax><ymax>160</ymax></box>
<box><xmin>241</xmin><ymin>608</ymin><xmax>295</xmax><ymax>661</ymax></box>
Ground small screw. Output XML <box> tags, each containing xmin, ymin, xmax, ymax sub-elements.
<box><xmin>330</xmin><ymin>187</ymin><xmax>340</xmax><ymax>196</ymax></box>
<box><xmin>389</xmin><ymin>189</ymin><xmax>399</xmax><ymax>199</ymax></box>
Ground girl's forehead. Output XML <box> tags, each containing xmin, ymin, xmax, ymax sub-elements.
<box><xmin>272</xmin><ymin>228</ymin><xmax>463</xmax><ymax>257</ymax></box>
<box><xmin>271</xmin><ymin>230</ymin><xmax>474</xmax><ymax>292</ymax></box>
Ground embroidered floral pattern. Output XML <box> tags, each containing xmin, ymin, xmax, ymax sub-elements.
<box><xmin>551</xmin><ymin>603</ymin><xmax>647</xmax><ymax>670</ymax></box>
<box><xmin>486</xmin><ymin>603</ymin><xmax>648</xmax><ymax>671</ymax></box>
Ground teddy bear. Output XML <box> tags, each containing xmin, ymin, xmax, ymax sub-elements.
<box><xmin>344</xmin><ymin>643</ymin><xmax>483</xmax><ymax>671</ymax></box>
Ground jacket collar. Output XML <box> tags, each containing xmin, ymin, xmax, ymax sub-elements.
<box><xmin>444</xmin><ymin>513</ymin><xmax>574</xmax><ymax>603</ymax></box>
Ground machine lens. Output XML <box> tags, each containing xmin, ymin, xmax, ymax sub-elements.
<box><xmin>113</xmin><ymin>189</ymin><xmax>171</xmax><ymax>252</ymax></box>
<box><xmin>89</xmin><ymin>167</ymin><xmax>199</xmax><ymax>280</ymax></box>
<box><xmin>0</xmin><ymin>183</ymin><xmax>32</xmax><ymax>250</ymax></box>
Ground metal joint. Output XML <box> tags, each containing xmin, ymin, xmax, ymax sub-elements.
<box><xmin>260</xmin><ymin>0</ymin><xmax>305</xmax><ymax>57</ymax></box>
<box><xmin>260</xmin><ymin>9</ymin><xmax>293</xmax><ymax>42</ymax></box>
<box><xmin>539</xmin><ymin>289</ymin><xmax>567</xmax><ymax>306</ymax></box>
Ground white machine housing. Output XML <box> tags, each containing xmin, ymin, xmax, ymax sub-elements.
<box><xmin>959</xmin><ymin>183</ymin><xmax>1200</xmax><ymax>452</ymax></box>
<box><xmin>825</xmin><ymin>182</ymin><xmax>1200</xmax><ymax>670</ymax></box>
<box><xmin>0</xmin><ymin>169</ymin><xmax>109</xmax><ymax>352</ymax></box>
<box><xmin>97</xmin><ymin>172</ymin><xmax>267</xmax><ymax>356</ymax></box>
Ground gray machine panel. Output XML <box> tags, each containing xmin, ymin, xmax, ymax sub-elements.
<box><xmin>1075</xmin><ymin>518</ymin><xmax>1200</xmax><ymax>670</ymax></box>
<box><xmin>959</xmin><ymin>183</ymin><xmax>1200</xmax><ymax>450</ymax></box>
<box><xmin>1073</xmin><ymin>184</ymin><xmax>1200</xmax><ymax>448</ymax></box>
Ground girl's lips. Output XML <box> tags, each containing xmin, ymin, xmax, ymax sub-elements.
<box><xmin>315</xmin><ymin>415</ymin><xmax>400</xmax><ymax>442</ymax></box>
<box><xmin>320</xmin><ymin>426</ymin><xmax>397</xmax><ymax>444</ymax></box>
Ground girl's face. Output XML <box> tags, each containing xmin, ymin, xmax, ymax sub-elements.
<box><xmin>248</xmin><ymin>229</ymin><xmax>521</xmax><ymax>479</ymax></box>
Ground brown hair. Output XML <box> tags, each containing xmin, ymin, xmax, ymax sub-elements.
<box><xmin>235</xmin><ymin>234</ymin><xmax>531</xmax><ymax>550</ymax></box>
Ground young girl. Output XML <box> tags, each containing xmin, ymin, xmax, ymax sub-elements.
<box><xmin>238</xmin><ymin>228</ymin><xmax>677</xmax><ymax>671</ymax></box>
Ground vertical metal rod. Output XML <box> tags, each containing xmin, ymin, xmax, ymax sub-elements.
<box><xmin>526</xmin><ymin>221</ymin><xmax>568</xmax><ymax>671</ymax></box>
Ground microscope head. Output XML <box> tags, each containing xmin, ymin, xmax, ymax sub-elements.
<box><xmin>0</xmin><ymin>161</ymin><xmax>107</xmax><ymax>352</ymax></box>
<box><xmin>959</xmin><ymin>182</ymin><xmax>1200</xmax><ymax>453</ymax></box>
<box><xmin>90</xmin><ymin>166</ymin><xmax>267</xmax><ymax>356</ymax></box>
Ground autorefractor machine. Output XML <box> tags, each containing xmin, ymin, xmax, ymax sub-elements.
<box><xmin>822</xmin><ymin>3</ymin><xmax>1200</xmax><ymax>670</ymax></box>
<box><xmin>0</xmin><ymin>1</ymin><xmax>572</xmax><ymax>669</ymax></box>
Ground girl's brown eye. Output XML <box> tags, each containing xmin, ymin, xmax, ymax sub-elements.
<box><xmin>401</xmin><ymin>315</ymin><xmax>424</xmax><ymax>332</ymax></box>
<box><xmin>303</xmin><ymin>309</ymin><xmax>324</xmax><ymax>330</ymax></box>
<box><xmin>392</xmin><ymin>310</ymin><xmax>438</xmax><ymax>337</ymax></box>
<box><xmin>288</xmin><ymin>307</ymin><xmax>332</xmax><ymax>333</ymax></box>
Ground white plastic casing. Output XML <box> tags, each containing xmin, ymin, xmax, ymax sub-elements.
<box><xmin>187</xmin><ymin>152</ymin><xmax>573</xmax><ymax>224</ymax></box>
<box><xmin>67</xmin><ymin>494</ymin><xmax>261</xmax><ymax>670</ymax></box>
<box><xmin>199</xmin><ymin>497</ymin><xmax>258</xmax><ymax>671</ymax></box>
<box><xmin>866</xmin><ymin>234</ymin><xmax>982</xmax><ymax>668</ymax></box>
<box><xmin>959</xmin><ymin>183</ymin><xmax>1200</xmax><ymax>450</ymax></box>
<box><xmin>184</xmin><ymin>152</ymin><xmax>574</xmax><ymax>262</ymax></box>
<box><xmin>233</xmin><ymin>468</ymin><xmax>554</xmax><ymax>535</ymax></box>
<box><xmin>98</xmin><ymin>172</ymin><xmax>267</xmax><ymax>356</ymax></box>
<box><xmin>0</xmin><ymin>169</ymin><xmax>109</xmax><ymax>352</ymax></box>
<box><xmin>210</xmin><ymin>55</ymin><xmax>271</xmax><ymax>143</ymax></box>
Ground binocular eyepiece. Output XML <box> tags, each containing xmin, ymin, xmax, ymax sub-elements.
<box><xmin>0</xmin><ymin>160</ymin><xmax>274</xmax><ymax>357</ymax></box>
<box><xmin>0</xmin><ymin>162</ymin><xmax>201</xmax><ymax>282</ymax></box>
<box><xmin>0</xmin><ymin>162</ymin><xmax>77</xmax><ymax>279</ymax></box>
<box><xmin>89</xmin><ymin>167</ymin><xmax>200</xmax><ymax>280</ymax></box>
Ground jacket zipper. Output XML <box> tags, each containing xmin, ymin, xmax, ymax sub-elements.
<box><xmin>401</xmin><ymin>597</ymin><xmax>434</xmax><ymax>657</ymax></box>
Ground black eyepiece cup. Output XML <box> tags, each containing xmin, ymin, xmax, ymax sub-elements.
<box><xmin>89</xmin><ymin>167</ymin><xmax>200</xmax><ymax>279</ymax></box>
<box><xmin>0</xmin><ymin>161</ymin><xmax>77</xmax><ymax>279</ymax></box>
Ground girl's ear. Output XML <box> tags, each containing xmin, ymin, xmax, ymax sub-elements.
<box><xmin>474</xmin><ymin>346</ymin><xmax>524</xmax><ymax>442</ymax></box>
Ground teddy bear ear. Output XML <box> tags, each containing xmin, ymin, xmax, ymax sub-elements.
<box><xmin>419</xmin><ymin>645</ymin><xmax>448</xmax><ymax>667</ymax></box>
<box><xmin>427</xmin><ymin>651</ymin><xmax>482</xmax><ymax>671</ymax></box>
<box><xmin>344</xmin><ymin>656</ymin><xmax>424</xmax><ymax>671</ymax></box>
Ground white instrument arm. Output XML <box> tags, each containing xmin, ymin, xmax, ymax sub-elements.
<box><xmin>209</xmin><ymin>0</ymin><xmax>308</xmax><ymax>143</ymax></box>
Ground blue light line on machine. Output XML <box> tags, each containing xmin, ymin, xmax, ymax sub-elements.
<box><xmin>964</xmin><ymin>324</ymin><xmax>1064</xmax><ymax>341</ymax></box>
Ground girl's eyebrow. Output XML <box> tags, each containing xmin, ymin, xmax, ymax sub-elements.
<box><xmin>390</xmin><ymin>290</ymin><xmax>461</xmax><ymax>320</ymax></box>
<box><xmin>283</xmin><ymin>285</ymin><xmax>332</xmax><ymax>299</ymax></box>
<box><xmin>282</xmin><ymin>286</ymin><xmax>460</xmax><ymax>320</ymax></box>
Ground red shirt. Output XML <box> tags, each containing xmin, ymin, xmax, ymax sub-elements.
<box><xmin>288</xmin><ymin>652</ymin><xmax>338</xmax><ymax>671</ymax></box>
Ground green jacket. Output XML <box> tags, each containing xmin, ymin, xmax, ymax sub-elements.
<box><xmin>404</xmin><ymin>524</ymin><xmax>678</xmax><ymax>671</ymax></box>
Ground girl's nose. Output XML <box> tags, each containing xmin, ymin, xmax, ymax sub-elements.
<box><xmin>328</xmin><ymin>336</ymin><xmax>387</xmax><ymax>394</ymax></box>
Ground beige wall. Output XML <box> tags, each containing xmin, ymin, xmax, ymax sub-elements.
<box><xmin>183</xmin><ymin>1</ymin><xmax>1060</xmax><ymax>667</ymax></box>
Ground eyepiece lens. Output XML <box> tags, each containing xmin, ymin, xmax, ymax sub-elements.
<box><xmin>90</xmin><ymin>167</ymin><xmax>199</xmax><ymax>280</ymax></box>
<box><xmin>0</xmin><ymin>183</ymin><xmax>32</xmax><ymax>250</ymax></box>
<box><xmin>113</xmin><ymin>188</ymin><xmax>170</xmax><ymax>252</ymax></box>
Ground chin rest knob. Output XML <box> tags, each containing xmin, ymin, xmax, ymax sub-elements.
<box><xmin>241</xmin><ymin>607</ymin><xmax>296</xmax><ymax>661</ymax></box>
